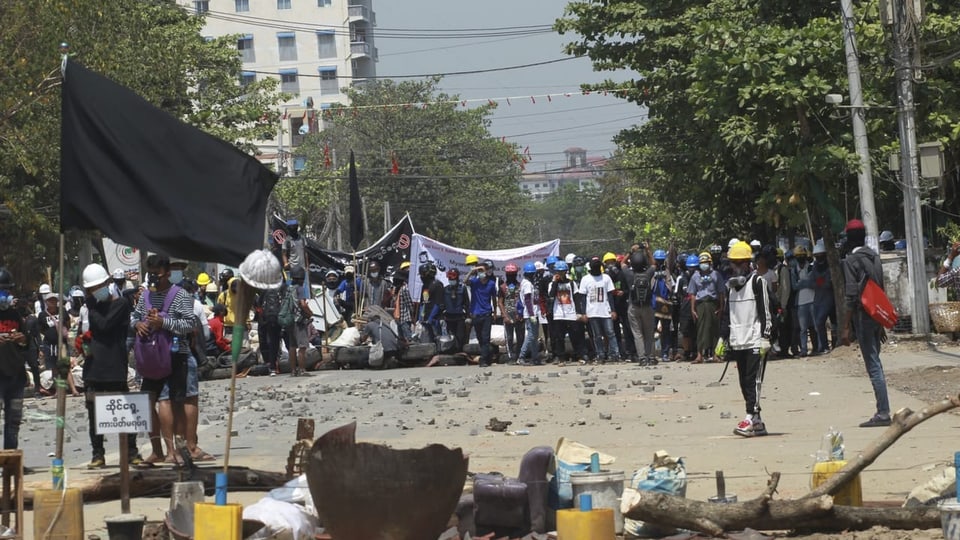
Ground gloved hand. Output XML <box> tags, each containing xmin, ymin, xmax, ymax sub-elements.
<box><xmin>759</xmin><ymin>340</ymin><xmax>770</xmax><ymax>358</ymax></box>
<box><xmin>528</xmin><ymin>316</ymin><xmax>537</xmax><ymax>324</ymax></box>
<box><xmin>714</xmin><ymin>340</ymin><xmax>727</xmax><ymax>358</ymax></box>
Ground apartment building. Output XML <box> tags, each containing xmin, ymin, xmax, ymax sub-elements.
<box><xmin>181</xmin><ymin>0</ymin><xmax>377</xmax><ymax>171</ymax></box>
<box><xmin>519</xmin><ymin>147</ymin><xmax>604</xmax><ymax>200</ymax></box>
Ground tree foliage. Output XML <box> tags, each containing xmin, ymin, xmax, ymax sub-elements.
<box><xmin>279</xmin><ymin>78</ymin><xmax>531</xmax><ymax>250</ymax></box>
<box><xmin>557</xmin><ymin>0</ymin><xmax>960</xmax><ymax>245</ymax></box>
<box><xmin>0</xmin><ymin>0</ymin><xmax>284</xmax><ymax>286</ymax></box>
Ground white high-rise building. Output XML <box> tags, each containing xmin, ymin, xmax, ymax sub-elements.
<box><xmin>180</xmin><ymin>0</ymin><xmax>377</xmax><ymax>172</ymax></box>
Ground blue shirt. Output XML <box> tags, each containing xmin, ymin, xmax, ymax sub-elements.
<box><xmin>687</xmin><ymin>270</ymin><xmax>722</xmax><ymax>302</ymax></box>
<box><xmin>468</xmin><ymin>276</ymin><xmax>497</xmax><ymax>316</ymax></box>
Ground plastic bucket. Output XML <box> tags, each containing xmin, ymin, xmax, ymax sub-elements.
<box><xmin>569</xmin><ymin>470</ymin><xmax>625</xmax><ymax>534</ymax></box>
<box><xmin>941</xmin><ymin>500</ymin><xmax>960</xmax><ymax>540</ymax></box>
<box><xmin>556</xmin><ymin>508</ymin><xmax>616</xmax><ymax>540</ymax></box>
<box><xmin>104</xmin><ymin>514</ymin><xmax>145</xmax><ymax>540</ymax></box>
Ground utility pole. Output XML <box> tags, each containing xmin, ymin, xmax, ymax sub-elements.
<box><xmin>384</xmin><ymin>201</ymin><xmax>391</xmax><ymax>233</ymax></box>
<box><xmin>891</xmin><ymin>0</ymin><xmax>930</xmax><ymax>334</ymax></box>
<box><xmin>840</xmin><ymin>0</ymin><xmax>879</xmax><ymax>252</ymax></box>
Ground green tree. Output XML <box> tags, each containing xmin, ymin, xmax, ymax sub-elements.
<box><xmin>556</xmin><ymin>0</ymin><xmax>960</xmax><ymax>244</ymax></box>
<box><xmin>0</xmin><ymin>0</ymin><xmax>284</xmax><ymax>287</ymax></box>
<box><xmin>280</xmin><ymin>78</ymin><xmax>531</xmax><ymax>250</ymax></box>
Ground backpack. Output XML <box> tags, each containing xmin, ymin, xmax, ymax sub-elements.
<box><xmin>630</xmin><ymin>271</ymin><xmax>652</xmax><ymax>306</ymax></box>
<box><xmin>278</xmin><ymin>285</ymin><xmax>300</xmax><ymax>328</ymax></box>
<box><xmin>134</xmin><ymin>285</ymin><xmax>181</xmax><ymax>380</ymax></box>
<box><xmin>260</xmin><ymin>288</ymin><xmax>282</xmax><ymax>324</ymax></box>
<box><xmin>443</xmin><ymin>283</ymin><xmax>467</xmax><ymax>316</ymax></box>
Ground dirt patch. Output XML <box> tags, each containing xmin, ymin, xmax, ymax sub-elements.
<box><xmin>887</xmin><ymin>363</ymin><xmax>960</xmax><ymax>409</ymax></box>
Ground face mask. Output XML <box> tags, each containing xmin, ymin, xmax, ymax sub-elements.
<box><xmin>699</xmin><ymin>263</ymin><xmax>710</xmax><ymax>272</ymax></box>
<box><xmin>370</xmin><ymin>272</ymin><xmax>379</xmax><ymax>279</ymax></box>
<box><xmin>326</xmin><ymin>280</ymin><xmax>338</xmax><ymax>289</ymax></box>
<box><xmin>797</xmin><ymin>257</ymin><xmax>808</xmax><ymax>265</ymax></box>
<box><xmin>169</xmin><ymin>270</ymin><xmax>184</xmax><ymax>284</ymax></box>
<box><xmin>147</xmin><ymin>273</ymin><xmax>161</xmax><ymax>290</ymax></box>
<box><xmin>727</xmin><ymin>276</ymin><xmax>747</xmax><ymax>289</ymax></box>
<box><xmin>575</xmin><ymin>265</ymin><xmax>585</xmax><ymax>273</ymax></box>
<box><xmin>92</xmin><ymin>286</ymin><xmax>111</xmax><ymax>303</ymax></box>
<box><xmin>0</xmin><ymin>291</ymin><xmax>11</xmax><ymax>310</ymax></box>
<box><xmin>449</xmin><ymin>278</ymin><xmax>460</xmax><ymax>285</ymax></box>
<box><xmin>114</xmin><ymin>279</ymin><xmax>125</xmax><ymax>289</ymax></box>
<box><xmin>71</xmin><ymin>296</ymin><xmax>84</xmax><ymax>308</ymax></box>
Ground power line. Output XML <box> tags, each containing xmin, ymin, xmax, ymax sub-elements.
<box><xmin>246</xmin><ymin>57</ymin><xmax>580</xmax><ymax>79</ymax></box>
<box><xmin>500</xmin><ymin>115</ymin><xmax>648</xmax><ymax>138</ymax></box>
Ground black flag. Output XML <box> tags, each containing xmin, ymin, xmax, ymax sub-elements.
<box><xmin>348</xmin><ymin>150</ymin><xmax>364</xmax><ymax>251</ymax></box>
<box><xmin>60</xmin><ymin>59</ymin><xmax>278</xmax><ymax>266</ymax></box>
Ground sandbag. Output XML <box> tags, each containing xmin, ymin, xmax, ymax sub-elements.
<box><xmin>243</xmin><ymin>497</ymin><xmax>320</xmax><ymax>540</ymax></box>
<box><xmin>622</xmin><ymin>450</ymin><xmax>687</xmax><ymax>537</ymax></box>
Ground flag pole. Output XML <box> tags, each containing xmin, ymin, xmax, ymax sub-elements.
<box><xmin>55</xmin><ymin>233</ymin><xmax>67</xmax><ymax>461</ymax></box>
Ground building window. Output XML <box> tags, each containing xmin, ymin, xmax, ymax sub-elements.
<box><xmin>316</xmin><ymin>31</ymin><xmax>336</xmax><ymax>58</ymax></box>
<box><xmin>280</xmin><ymin>70</ymin><xmax>299</xmax><ymax>94</ymax></box>
<box><xmin>194</xmin><ymin>0</ymin><xmax>209</xmax><ymax>13</ymax></box>
<box><xmin>318</xmin><ymin>0</ymin><xmax>331</xmax><ymax>5</ymax></box>
<box><xmin>238</xmin><ymin>35</ymin><xmax>255</xmax><ymax>63</ymax></box>
<box><xmin>235</xmin><ymin>0</ymin><xmax>249</xmax><ymax>12</ymax></box>
<box><xmin>240</xmin><ymin>71</ymin><xmax>256</xmax><ymax>87</ymax></box>
<box><xmin>293</xmin><ymin>156</ymin><xmax>307</xmax><ymax>174</ymax></box>
<box><xmin>319</xmin><ymin>67</ymin><xmax>338</xmax><ymax>95</ymax></box>
<box><xmin>278</xmin><ymin>34</ymin><xmax>297</xmax><ymax>62</ymax></box>
<box><xmin>278</xmin><ymin>0</ymin><xmax>291</xmax><ymax>8</ymax></box>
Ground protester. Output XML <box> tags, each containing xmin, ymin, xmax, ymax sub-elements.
<box><xmin>517</xmin><ymin>262</ymin><xmax>541</xmax><ymax>365</ymax></box>
<box><xmin>676</xmin><ymin>254</ymin><xmax>699</xmax><ymax>361</ymax></box>
<box><xmin>363</xmin><ymin>261</ymin><xmax>391</xmax><ymax>309</ymax></box>
<box><xmin>282</xmin><ymin>219</ymin><xmax>308</xmax><ymax>278</ymax></box>
<box><xmin>720</xmin><ymin>242</ymin><xmax>772</xmax><ymax>437</ymax></box>
<box><xmin>547</xmin><ymin>261</ymin><xmax>582</xmax><ymax>363</ymax></box>
<box><xmin>792</xmin><ymin>246</ymin><xmax>816</xmax><ymax>356</ymax></box>
<box><xmin>623</xmin><ymin>251</ymin><xmax>655</xmax><ymax>364</ymax></box>
<box><xmin>256</xmin><ymin>281</ymin><xmax>284</xmax><ymax>375</ymax></box>
<box><xmin>651</xmin><ymin>250</ymin><xmax>675</xmax><ymax>362</ymax></box>
<box><xmin>466</xmin><ymin>260</ymin><xmax>498</xmax><ymax>367</ymax></box>
<box><xmin>811</xmin><ymin>242</ymin><xmax>834</xmax><ymax>354</ymax></box>
<box><xmin>80</xmin><ymin>263</ymin><xmax>143</xmax><ymax>468</ymax></box>
<box><xmin>206</xmin><ymin>304</ymin><xmax>231</xmax><ymax>356</ymax></box>
<box><xmin>359</xmin><ymin>315</ymin><xmax>401</xmax><ymax>370</ymax></box>
<box><xmin>840</xmin><ymin>219</ymin><xmax>892</xmax><ymax>428</ymax></box>
<box><xmin>417</xmin><ymin>262</ymin><xmax>443</xmax><ymax>343</ymax></box>
<box><xmin>579</xmin><ymin>256</ymin><xmax>621</xmax><ymax>363</ymax></box>
<box><xmin>689</xmin><ymin>252</ymin><xmax>723</xmax><ymax>363</ymax></box>
<box><xmin>392</xmin><ymin>263</ymin><xmax>413</xmax><ymax>342</ymax></box>
<box><xmin>288</xmin><ymin>266</ymin><xmax>312</xmax><ymax>376</ymax></box>
<box><xmin>0</xmin><ymin>268</ymin><xmax>27</xmax><ymax>450</ymax></box>
<box><xmin>498</xmin><ymin>263</ymin><xmax>524</xmax><ymax>362</ymax></box>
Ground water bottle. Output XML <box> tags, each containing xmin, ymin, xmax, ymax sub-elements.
<box><xmin>171</xmin><ymin>336</ymin><xmax>180</xmax><ymax>353</ymax></box>
<box><xmin>51</xmin><ymin>458</ymin><xmax>64</xmax><ymax>490</ymax></box>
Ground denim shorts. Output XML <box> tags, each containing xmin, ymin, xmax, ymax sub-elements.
<box><xmin>158</xmin><ymin>355</ymin><xmax>198</xmax><ymax>401</ymax></box>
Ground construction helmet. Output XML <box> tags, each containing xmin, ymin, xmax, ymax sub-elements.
<box><xmin>504</xmin><ymin>263</ymin><xmax>519</xmax><ymax>273</ymax></box>
<box><xmin>793</xmin><ymin>245</ymin><xmax>809</xmax><ymax>258</ymax></box>
<box><xmin>399</xmin><ymin>261</ymin><xmax>411</xmax><ymax>271</ymax></box>
<box><xmin>522</xmin><ymin>262</ymin><xmax>537</xmax><ymax>274</ymax></box>
<box><xmin>554</xmin><ymin>261</ymin><xmax>569</xmax><ymax>272</ymax></box>
<box><xmin>465</xmin><ymin>254</ymin><xmax>479</xmax><ymax>265</ymax></box>
<box><xmin>546</xmin><ymin>255</ymin><xmax>559</xmax><ymax>267</ymax></box>
<box><xmin>564</xmin><ymin>253</ymin><xmax>576</xmax><ymax>264</ymax></box>
<box><xmin>728</xmin><ymin>241</ymin><xmax>753</xmax><ymax>261</ymax></box>
<box><xmin>196</xmin><ymin>272</ymin><xmax>212</xmax><ymax>287</ymax></box>
<box><xmin>709</xmin><ymin>244</ymin><xmax>722</xmax><ymax>255</ymax></box>
<box><xmin>727</xmin><ymin>238</ymin><xmax>740</xmax><ymax>249</ymax></box>
<box><xmin>653</xmin><ymin>249</ymin><xmax>667</xmax><ymax>261</ymax></box>
<box><xmin>82</xmin><ymin>263</ymin><xmax>110</xmax><ymax>289</ymax></box>
<box><xmin>699</xmin><ymin>252</ymin><xmax>712</xmax><ymax>263</ymax></box>
<box><xmin>812</xmin><ymin>240</ymin><xmax>826</xmax><ymax>255</ymax></box>
<box><xmin>685</xmin><ymin>254</ymin><xmax>700</xmax><ymax>268</ymax></box>
<box><xmin>0</xmin><ymin>268</ymin><xmax>14</xmax><ymax>290</ymax></box>
<box><xmin>602</xmin><ymin>252</ymin><xmax>617</xmax><ymax>264</ymax></box>
<box><xmin>446</xmin><ymin>268</ymin><xmax>460</xmax><ymax>280</ymax></box>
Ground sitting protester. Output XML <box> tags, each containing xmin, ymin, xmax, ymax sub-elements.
<box><xmin>206</xmin><ymin>304</ymin><xmax>231</xmax><ymax>356</ymax></box>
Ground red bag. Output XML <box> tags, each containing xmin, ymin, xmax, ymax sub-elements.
<box><xmin>860</xmin><ymin>278</ymin><xmax>898</xmax><ymax>330</ymax></box>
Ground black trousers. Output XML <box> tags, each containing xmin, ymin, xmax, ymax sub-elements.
<box><xmin>729</xmin><ymin>348</ymin><xmax>764</xmax><ymax>416</ymax></box>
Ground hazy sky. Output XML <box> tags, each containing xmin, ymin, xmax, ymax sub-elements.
<box><xmin>373</xmin><ymin>0</ymin><xmax>640</xmax><ymax>172</ymax></box>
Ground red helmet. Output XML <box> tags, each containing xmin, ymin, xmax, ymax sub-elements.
<box><xmin>446</xmin><ymin>268</ymin><xmax>460</xmax><ymax>280</ymax></box>
<box><xmin>504</xmin><ymin>263</ymin><xmax>518</xmax><ymax>273</ymax></box>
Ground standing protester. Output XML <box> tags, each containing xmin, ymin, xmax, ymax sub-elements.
<box><xmin>811</xmin><ymin>242</ymin><xmax>835</xmax><ymax>354</ymax></box>
<box><xmin>676</xmin><ymin>254</ymin><xmax>700</xmax><ymax>361</ymax></box>
<box><xmin>441</xmin><ymin>269</ymin><xmax>469</xmax><ymax>353</ymax></box>
<box><xmin>720</xmin><ymin>242</ymin><xmax>772</xmax><ymax>437</ymax></box>
<box><xmin>689</xmin><ymin>252</ymin><xmax>723</xmax><ymax>363</ymax></box>
<box><xmin>466</xmin><ymin>260</ymin><xmax>498</xmax><ymax>367</ymax></box>
<box><xmin>417</xmin><ymin>262</ymin><xmax>443</xmax><ymax>343</ymax></box>
<box><xmin>0</xmin><ymin>268</ymin><xmax>27</xmax><ymax>450</ymax></box>
<box><xmin>132</xmin><ymin>254</ymin><xmax>194</xmax><ymax>465</ymax></box>
<box><xmin>81</xmin><ymin>264</ymin><xmax>142</xmax><ymax>468</ymax></box>
<box><xmin>651</xmin><ymin>250</ymin><xmax>675</xmax><ymax>362</ymax></box>
<box><xmin>282</xmin><ymin>219</ymin><xmax>308</xmax><ymax>281</ymax></box>
<box><xmin>288</xmin><ymin>266</ymin><xmax>312</xmax><ymax>376</ymax></box>
<box><xmin>498</xmin><ymin>263</ymin><xmax>524</xmax><ymax>362</ymax></box>
<box><xmin>363</xmin><ymin>261</ymin><xmax>392</xmax><ymax>309</ymax></box>
<box><xmin>840</xmin><ymin>219</ymin><xmax>892</xmax><ymax>428</ymax></box>
<box><xmin>792</xmin><ymin>246</ymin><xmax>816</xmax><ymax>356</ymax></box>
<box><xmin>392</xmin><ymin>262</ymin><xmax>414</xmax><ymax>342</ymax></box>
<box><xmin>579</xmin><ymin>256</ymin><xmax>621</xmax><ymax>363</ymax></box>
<box><xmin>547</xmin><ymin>261</ymin><xmax>582</xmax><ymax>362</ymax></box>
<box><xmin>257</xmin><ymin>282</ymin><xmax>284</xmax><ymax>375</ymax></box>
<box><xmin>604</xmin><ymin>252</ymin><xmax>634</xmax><ymax>360</ymax></box>
<box><xmin>517</xmin><ymin>263</ymin><xmax>541</xmax><ymax>365</ymax></box>
<box><xmin>623</xmin><ymin>251</ymin><xmax>655</xmax><ymax>364</ymax></box>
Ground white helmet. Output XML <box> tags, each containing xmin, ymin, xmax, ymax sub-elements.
<box><xmin>727</xmin><ymin>237</ymin><xmax>740</xmax><ymax>249</ymax></box>
<box><xmin>564</xmin><ymin>253</ymin><xmax>576</xmax><ymax>264</ymax></box>
<box><xmin>879</xmin><ymin>230</ymin><xmax>894</xmax><ymax>242</ymax></box>
<box><xmin>812</xmin><ymin>239</ymin><xmax>826</xmax><ymax>255</ymax></box>
<box><xmin>82</xmin><ymin>263</ymin><xmax>110</xmax><ymax>288</ymax></box>
<box><xmin>38</xmin><ymin>283</ymin><xmax>52</xmax><ymax>295</ymax></box>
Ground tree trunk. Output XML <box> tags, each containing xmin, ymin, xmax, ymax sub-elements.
<box><xmin>23</xmin><ymin>466</ymin><xmax>287</xmax><ymax>508</ymax></box>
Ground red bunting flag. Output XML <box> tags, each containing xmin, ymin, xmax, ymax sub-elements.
<box><xmin>323</xmin><ymin>143</ymin><xmax>332</xmax><ymax>168</ymax></box>
<box><xmin>390</xmin><ymin>152</ymin><xmax>400</xmax><ymax>175</ymax></box>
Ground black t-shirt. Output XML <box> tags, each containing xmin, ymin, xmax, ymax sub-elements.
<box><xmin>0</xmin><ymin>309</ymin><xmax>27</xmax><ymax>377</ymax></box>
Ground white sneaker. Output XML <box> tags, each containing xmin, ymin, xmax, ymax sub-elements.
<box><xmin>734</xmin><ymin>415</ymin><xmax>768</xmax><ymax>437</ymax></box>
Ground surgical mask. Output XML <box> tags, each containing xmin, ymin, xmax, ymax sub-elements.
<box><xmin>699</xmin><ymin>263</ymin><xmax>710</xmax><ymax>272</ymax></box>
<box><xmin>169</xmin><ymin>270</ymin><xmax>184</xmax><ymax>284</ymax></box>
<box><xmin>370</xmin><ymin>272</ymin><xmax>379</xmax><ymax>279</ymax></box>
<box><xmin>92</xmin><ymin>286</ymin><xmax>111</xmax><ymax>303</ymax></box>
<box><xmin>0</xmin><ymin>291</ymin><xmax>11</xmax><ymax>310</ymax></box>
<box><xmin>574</xmin><ymin>265</ymin><xmax>585</xmax><ymax>273</ymax></box>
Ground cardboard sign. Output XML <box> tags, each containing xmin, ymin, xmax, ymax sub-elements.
<box><xmin>94</xmin><ymin>392</ymin><xmax>152</xmax><ymax>434</ymax></box>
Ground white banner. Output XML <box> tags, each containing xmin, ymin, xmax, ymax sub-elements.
<box><xmin>408</xmin><ymin>234</ymin><xmax>560</xmax><ymax>300</ymax></box>
<box><xmin>101</xmin><ymin>238</ymin><xmax>141</xmax><ymax>275</ymax></box>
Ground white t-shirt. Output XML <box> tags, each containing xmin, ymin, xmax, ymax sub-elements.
<box><xmin>520</xmin><ymin>278</ymin><xmax>539</xmax><ymax>319</ymax></box>
<box><xmin>579</xmin><ymin>274</ymin><xmax>615</xmax><ymax>318</ymax></box>
<box><xmin>552</xmin><ymin>280</ymin><xmax>578</xmax><ymax>321</ymax></box>
<box><xmin>193</xmin><ymin>298</ymin><xmax>211</xmax><ymax>341</ymax></box>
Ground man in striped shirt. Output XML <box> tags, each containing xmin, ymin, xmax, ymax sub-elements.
<box><xmin>131</xmin><ymin>254</ymin><xmax>196</xmax><ymax>465</ymax></box>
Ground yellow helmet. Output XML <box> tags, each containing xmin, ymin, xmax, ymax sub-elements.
<box><xmin>602</xmin><ymin>252</ymin><xmax>617</xmax><ymax>264</ymax></box>
<box><xmin>399</xmin><ymin>261</ymin><xmax>411</xmax><ymax>270</ymax></box>
<box><xmin>699</xmin><ymin>252</ymin><xmax>711</xmax><ymax>263</ymax></box>
<box><xmin>793</xmin><ymin>245</ymin><xmax>809</xmax><ymax>258</ymax></box>
<box><xmin>465</xmin><ymin>254</ymin><xmax>479</xmax><ymax>265</ymax></box>
<box><xmin>728</xmin><ymin>241</ymin><xmax>753</xmax><ymax>261</ymax></box>
<box><xmin>196</xmin><ymin>272</ymin><xmax>211</xmax><ymax>287</ymax></box>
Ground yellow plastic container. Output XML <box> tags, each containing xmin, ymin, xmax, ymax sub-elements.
<box><xmin>33</xmin><ymin>488</ymin><xmax>84</xmax><ymax>540</ymax></box>
<box><xmin>194</xmin><ymin>502</ymin><xmax>243</xmax><ymax>540</ymax></box>
<box><xmin>812</xmin><ymin>460</ymin><xmax>863</xmax><ymax>506</ymax></box>
<box><xmin>557</xmin><ymin>508</ymin><xmax>616</xmax><ymax>540</ymax></box>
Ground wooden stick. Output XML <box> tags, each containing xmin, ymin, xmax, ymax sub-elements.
<box><xmin>119</xmin><ymin>434</ymin><xmax>130</xmax><ymax>514</ymax></box>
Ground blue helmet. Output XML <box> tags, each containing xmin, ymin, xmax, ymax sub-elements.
<box><xmin>554</xmin><ymin>261</ymin><xmax>569</xmax><ymax>271</ymax></box>
<box><xmin>685</xmin><ymin>254</ymin><xmax>700</xmax><ymax>268</ymax></box>
<box><xmin>545</xmin><ymin>255</ymin><xmax>559</xmax><ymax>267</ymax></box>
<box><xmin>522</xmin><ymin>262</ymin><xmax>537</xmax><ymax>274</ymax></box>
<box><xmin>653</xmin><ymin>249</ymin><xmax>667</xmax><ymax>261</ymax></box>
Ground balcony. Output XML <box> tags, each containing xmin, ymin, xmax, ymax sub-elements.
<box><xmin>350</xmin><ymin>41</ymin><xmax>371</xmax><ymax>58</ymax></box>
<box><xmin>347</xmin><ymin>5</ymin><xmax>375</xmax><ymax>24</ymax></box>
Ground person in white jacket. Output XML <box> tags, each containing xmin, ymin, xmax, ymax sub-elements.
<box><xmin>721</xmin><ymin>241</ymin><xmax>772</xmax><ymax>437</ymax></box>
